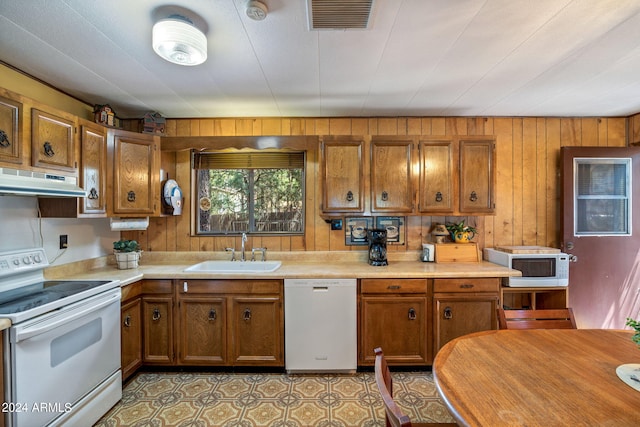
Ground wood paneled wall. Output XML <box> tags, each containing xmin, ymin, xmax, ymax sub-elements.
<box><xmin>126</xmin><ymin>116</ymin><xmax>628</xmax><ymax>254</ymax></box>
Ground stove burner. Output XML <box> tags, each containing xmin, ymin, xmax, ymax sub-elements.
<box><xmin>0</xmin><ymin>280</ymin><xmax>110</xmax><ymax>315</ymax></box>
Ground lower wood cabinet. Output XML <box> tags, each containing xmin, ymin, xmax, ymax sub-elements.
<box><xmin>176</xmin><ymin>279</ymin><xmax>284</xmax><ymax>367</ymax></box>
<box><xmin>120</xmin><ymin>281</ymin><xmax>142</xmax><ymax>381</ymax></box>
<box><xmin>142</xmin><ymin>280</ymin><xmax>174</xmax><ymax>365</ymax></box>
<box><xmin>359</xmin><ymin>279</ymin><xmax>429</xmax><ymax>366</ymax></box>
<box><xmin>433</xmin><ymin>278</ymin><xmax>499</xmax><ymax>354</ymax></box>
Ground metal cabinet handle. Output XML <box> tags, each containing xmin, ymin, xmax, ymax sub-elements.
<box><xmin>443</xmin><ymin>306</ymin><xmax>453</xmax><ymax>320</ymax></box>
<box><xmin>208</xmin><ymin>309</ymin><xmax>217</xmax><ymax>321</ymax></box>
<box><xmin>387</xmin><ymin>285</ymin><xmax>401</xmax><ymax>290</ymax></box>
<box><xmin>460</xmin><ymin>284</ymin><xmax>474</xmax><ymax>289</ymax></box>
<box><xmin>408</xmin><ymin>308</ymin><xmax>417</xmax><ymax>320</ymax></box>
<box><xmin>243</xmin><ymin>308</ymin><xmax>251</xmax><ymax>321</ymax></box>
<box><xmin>346</xmin><ymin>190</ymin><xmax>354</xmax><ymax>202</ymax></box>
<box><xmin>43</xmin><ymin>141</ymin><xmax>55</xmax><ymax>157</ymax></box>
<box><xmin>152</xmin><ymin>308</ymin><xmax>161</xmax><ymax>321</ymax></box>
<box><xmin>127</xmin><ymin>191</ymin><xmax>136</xmax><ymax>202</ymax></box>
<box><xmin>381</xmin><ymin>191</ymin><xmax>389</xmax><ymax>201</ymax></box>
<box><xmin>88</xmin><ymin>188</ymin><xmax>99</xmax><ymax>199</ymax></box>
<box><xmin>0</xmin><ymin>130</ymin><xmax>10</xmax><ymax>147</ymax></box>
<box><xmin>123</xmin><ymin>314</ymin><xmax>131</xmax><ymax>327</ymax></box>
<box><xmin>435</xmin><ymin>191</ymin><xmax>443</xmax><ymax>202</ymax></box>
<box><xmin>469</xmin><ymin>191</ymin><xmax>478</xmax><ymax>202</ymax></box>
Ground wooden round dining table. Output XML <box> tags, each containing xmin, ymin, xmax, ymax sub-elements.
<box><xmin>433</xmin><ymin>329</ymin><xmax>640</xmax><ymax>426</ymax></box>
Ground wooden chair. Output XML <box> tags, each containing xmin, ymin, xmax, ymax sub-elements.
<box><xmin>497</xmin><ymin>308</ymin><xmax>577</xmax><ymax>330</ymax></box>
<box><xmin>373</xmin><ymin>347</ymin><xmax>457</xmax><ymax>427</ymax></box>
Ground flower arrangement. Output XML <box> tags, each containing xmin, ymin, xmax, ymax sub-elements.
<box><xmin>113</xmin><ymin>239</ymin><xmax>140</xmax><ymax>253</ymax></box>
<box><xmin>113</xmin><ymin>240</ymin><xmax>141</xmax><ymax>269</ymax></box>
<box><xmin>445</xmin><ymin>220</ymin><xmax>477</xmax><ymax>243</ymax></box>
<box><xmin>626</xmin><ymin>317</ymin><xmax>640</xmax><ymax>347</ymax></box>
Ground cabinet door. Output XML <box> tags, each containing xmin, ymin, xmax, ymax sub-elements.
<box><xmin>459</xmin><ymin>139</ymin><xmax>496</xmax><ymax>214</ymax></box>
<box><xmin>433</xmin><ymin>294</ymin><xmax>498</xmax><ymax>354</ymax></box>
<box><xmin>371</xmin><ymin>138</ymin><xmax>414</xmax><ymax>213</ymax></box>
<box><xmin>79</xmin><ymin>123</ymin><xmax>107</xmax><ymax>215</ymax></box>
<box><xmin>0</xmin><ymin>95</ymin><xmax>23</xmax><ymax>166</ymax></box>
<box><xmin>321</xmin><ymin>137</ymin><xmax>364</xmax><ymax>213</ymax></box>
<box><xmin>31</xmin><ymin>108</ymin><xmax>76</xmax><ymax>172</ymax></box>
<box><xmin>108</xmin><ymin>129</ymin><xmax>160</xmax><ymax>216</ymax></box>
<box><xmin>121</xmin><ymin>297</ymin><xmax>142</xmax><ymax>380</ymax></box>
<box><xmin>419</xmin><ymin>139</ymin><xmax>456</xmax><ymax>213</ymax></box>
<box><xmin>142</xmin><ymin>296</ymin><xmax>174</xmax><ymax>364</ymax></box>
<box><xmin>177</xmin><ymin>296</ymin><xmax>226</xmax><ymax>365</ymax></box>
<box><xmin>359</xmin><ymin>296</ymin><xmax>428</xmax><ymax>365</ymax></box>
<box><xmin>230</xmin><ymin>296</ymin><xmax>283</xmax><ymax>366</ymax></box>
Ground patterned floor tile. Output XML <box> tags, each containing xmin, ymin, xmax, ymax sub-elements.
<box><xmin>94</xmin><ymin>371</ymin><xmax>456</xmax><ymax>426</ymax></box>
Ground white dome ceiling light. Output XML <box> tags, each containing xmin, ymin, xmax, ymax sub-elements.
<box><xmin>152</xmin><ymin>15</ymin><xmax>207</xmax><ymax>66</ymax></box>
<box><xmin>246</xmin><ymin>1</ymin><xmax>268</xmax><ymax>21</ymax></box>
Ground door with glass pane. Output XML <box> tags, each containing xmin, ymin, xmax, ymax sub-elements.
<box><xmin>561</xmin><ymin>147</ymin><xmax>640</xmax><ymax>329</ymax></box>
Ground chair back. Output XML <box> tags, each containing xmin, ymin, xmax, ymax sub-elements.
<box><xmin>374</xmin><ymin>348</ymin><xmax>458</xmax><ymax>427</ymax></box>
<box><xmin>374</xmin><ymin>347</ymin><xmax>414</xmax><ymax>427</ymax></box>
<box><xmin>497</xmin><ymin>308</ymin><xmax>577</xmax><ymax>330</ymax></box>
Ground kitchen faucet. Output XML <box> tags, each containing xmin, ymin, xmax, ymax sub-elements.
<box><xmin>241</xmin><ymin>232</ymin><xmax>248</xmax><ymax>262</ymax></box>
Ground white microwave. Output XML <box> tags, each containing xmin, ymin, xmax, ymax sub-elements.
<box><xmin>484</xmin><ymin>248</ymin><xmax>569</xmax><ymax>287</ymax></box>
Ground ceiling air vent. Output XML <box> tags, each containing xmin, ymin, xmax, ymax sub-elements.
<box><xmin>307</xmin><ymin>0</ymin><xmax>374</xmax><ymax>30</ymax></box>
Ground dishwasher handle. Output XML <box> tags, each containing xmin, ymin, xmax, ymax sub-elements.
<box><xmin>13</xmin><ymin>290</ymin><xmax>121</xmax><ymax>342</ymax></box>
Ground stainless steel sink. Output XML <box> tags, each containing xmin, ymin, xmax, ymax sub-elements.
<box><xmin>184</xmin><ymin>260</ymin><xmax>282</xmax><ymax>273</ymax></box>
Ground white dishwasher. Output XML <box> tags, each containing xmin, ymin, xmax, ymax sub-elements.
<box><xmin>284</xmin><ymin>278</ymin><xmax>357</xmax><ymax>373</ymax></box>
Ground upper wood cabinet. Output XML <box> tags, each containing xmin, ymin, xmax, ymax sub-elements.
<box><xmin>79</xmin><ymin>121</ymin><xmax>107</xmax><ymax>216</ymax></box>
<box><xmin>459</xmin><ymin>138</ymin><xmax>496</xmax><ymax>214</ymax></box>
<box><xmin>321</xmin><ymin>136</ymin><xmax>364</xmax><ymax>213</ymax></box>
<box><xmin>419</xmin><ymin>137</ymin><xmax>496</xmax><ymax>215</ymax></box>
<box><xmin>31</xmin><ymin>108</ymin><xmax>76</xmax><ymax>172</ymax></box>
<box><xmin>0</xmin><ymin>94</ymin><xmax>23</xmax><ymax>166</ymax></box>
<box><xmin>39</xmin><ymin>120</ymin><xmax>108</xmax><ymax>218</ymax></box>
<box><xmin>370</xmin><ymin>137</ymin><xmax>415</xmax><ymax>213</ymax></box>
<box><xmin>107</xmin><ymin>128</ymin><xmax>160</xmax><ymax>217</ymax></box>
<box><xmin>419</xmin><ymin>139</ymin><xmax>456</xmax><ymax>213</ymax></box>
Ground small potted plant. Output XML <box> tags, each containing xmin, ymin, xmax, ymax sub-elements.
<box><xmin>626</xmin><ymin>317</ymin><xmax>640</xmax><ymax>347</ymax></box>
<box><xmin>445</xmin><ymin>220</ymin><xmax>477</xmax><ymax>243</ymax></box>
<box><xmin>113</xmin><ymin>239</ymin><xmax>141</xmax><ymax>269</ymax></box>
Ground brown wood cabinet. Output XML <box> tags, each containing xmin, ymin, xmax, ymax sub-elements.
<box><xmin>459</xmin><ymin>138</ymin><xmax>496</xmax><ymax>214</ymax></box>
<box><xmin>142</xmin><ymin>280</ymin><xmax>174</xmax><ymax>364</ymax></box>
<box><xmin>38</xmin><ymin>120</ymin><xmax>108</xmax><ymax>218</ymax></box>
<box><xmin>359</xmin><ymin>278</ymin><xmax>429</xmax><ymax>365</ymax></box>
<box><xmin>31</xmin><ymin>108</ymin><xmax>76</xmax><ymax>172</ymax></box>
<box><xmin>177</xmin><ymin>294</ymin><xmax>227</xmax><ymax>365</ymax></box>
<box><xmin>107</xmin><ymin>128</ymin><xmax>160</xmax><ymax>217</ymax></box>
<box><xmin>433</xmin><ymin>278</ymin><xmax>499</xmax><ymax>355</ymax></box>
<box><xmin>320</xmin><ymin>136</ymin><xmax>365</xmax><ymax>213</ymax></box>
<box><xmin>419</xmin><ymin>137</ymin><xmax>496</xmax><ymax>215</ymax></box>
<box><xmin>370</xmin><ymin>137</ymin><xmax>415</xmax><ymax>213</ymax></box>
<box><xmin>121</xmin><ymin>281</ymin><xmax>143</xmax><ymax>380</ymax></box>
<box><xmin>176</xmin><ymin>279</ymin><xmax>284</xmax><ymax>367</ymax></box>
<box><xmin>500</xmin><ymin>286</ymin><xmax>568</xmax><ymax>310</ymax></box>
<box><xmin>0</xmin><ymin>93</ymin><xmax>23</xmax><ymax>167</ymax></box>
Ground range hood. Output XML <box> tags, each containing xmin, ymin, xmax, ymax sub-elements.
<box><xmin>0</xmin><ymin>167</ymin><xmax>86</xmax><ymax>198</ymax></box>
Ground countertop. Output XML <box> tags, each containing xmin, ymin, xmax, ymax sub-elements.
<box><xmin>44</xmin><ymin>251</ymin><xmax>521</xmax><ymax>287</ymax></box>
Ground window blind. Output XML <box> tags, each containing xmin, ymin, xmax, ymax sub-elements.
<box><xmin>193</xmin><ymin>151</ymin><xmax>305</xmax><ymax>169</ymax></box>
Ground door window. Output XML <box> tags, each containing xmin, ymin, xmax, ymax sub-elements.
<box><xmin>574</xmin><ymin>158</ymin><xmax>631</xmax><ymax>236</ymax></box>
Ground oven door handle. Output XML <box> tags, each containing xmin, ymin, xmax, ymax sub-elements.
<box><xmin>13</xmin><ymin>290</ymin><xmax>121</xmax><ymax>342</ymax></box>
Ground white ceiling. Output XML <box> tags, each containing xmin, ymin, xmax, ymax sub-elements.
<box><xmin>2</xmin><ymin>0</ymin><xmax>640</xmax><ymax>119</ymax></box>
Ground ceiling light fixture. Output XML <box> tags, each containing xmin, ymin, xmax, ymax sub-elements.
<box><xmin>152</xmin><ymin>15</ymin><xmax>207</xmax><ymax>66</ymax></box>
<box><xmin>246</xmin><ymin>1</ymin><xmax>268</xmax><ymax>21</ymax></box>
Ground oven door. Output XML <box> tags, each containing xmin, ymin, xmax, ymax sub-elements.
<box><xmin>7</xmin><ymin>288</ymin><xmax>121</xmax><ymax>427</ymax></box>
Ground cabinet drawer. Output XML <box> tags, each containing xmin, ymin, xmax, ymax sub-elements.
<box><xmin>360</xmin><ymin>279</ymin><xmax>427</xmax><ymax>294</ymax></box>
<box><xmin>142</xmin><ymin>279</ymin><xmax>173</xmax><ymax>294</ymax></box>
<box><xmin>433</xmin><ymin>278</ymin><xmax>499</xmax><ymax>293</ymax></box>
<box><xmin>178</xmin><ymin>279</ymin><xmax>282</xmax><ymax>295</ymax></box>
<box><xmin>121</xmin><ymin>281</ymin><xmax>142</xmax><ymax>302</ymax></box>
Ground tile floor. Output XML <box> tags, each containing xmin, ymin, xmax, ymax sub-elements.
<box><xmin>94</xmin><ymin>370</ymin><xmax>455</xmax><ymax>426</ymax></box>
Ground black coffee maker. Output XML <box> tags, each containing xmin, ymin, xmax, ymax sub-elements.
<box><xmin>367</xmin><ymin>229</ymin><xmax>388</xmax><ymax>266</ymax></box>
